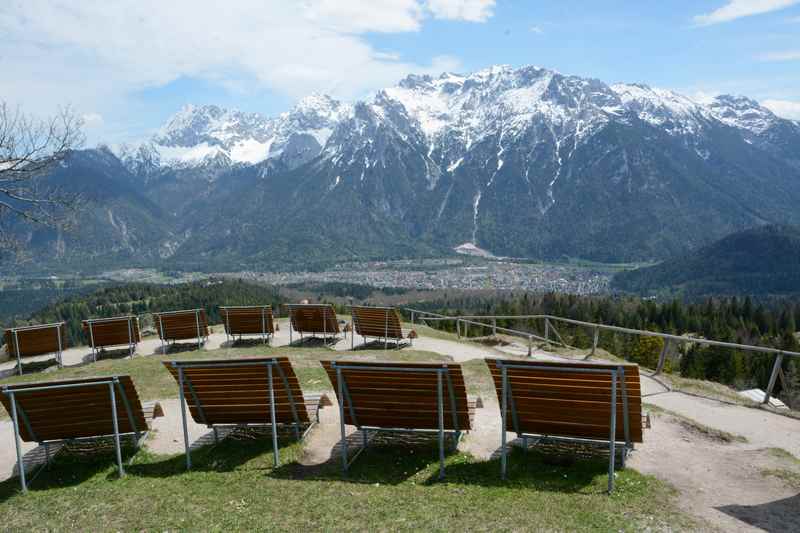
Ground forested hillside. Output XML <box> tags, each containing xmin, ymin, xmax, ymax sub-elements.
<box><xmin>612</xmin><ymin>225</ymin><xmax>800</xmax><ymax>296</ymax></box>
<box><xmin>416</xmin><ymin>292</ymin><xmax>800</xmax><ymax>405</ymax></box>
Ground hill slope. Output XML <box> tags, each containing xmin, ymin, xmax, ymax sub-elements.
<box><xmin>612</xmin><ymin>225</ymin><xmax>800</xmax><ymax>295</ymax></box>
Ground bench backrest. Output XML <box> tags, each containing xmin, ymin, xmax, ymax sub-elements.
<box><xmin>486</xmin><ymin>359</ymin><xmax>643</xmax><ymax>443</ymax></box>
<box><xmin>4</xmin><ymin>323</ymin><xmax>67</xmax><ymax>358</ymax></box>
<box><xmin>220</xmin><ymin>306</ymin><xmax>274</xmax><ymax>335</ymax></box>
<box><xmin>351</xmin><ymin>306</ymin><xmax>403</xmax><ymax>339</ymax></box>
<box><xmin>163</xmin><ymin>357</ymin><xmax>310</xmax><ymax>426</ymax></box>
<box><xmin>288</xmin><ymin>304</ymin><xmax>339</xmax><ymax>334</ymax></box>
<box><xmin>82</xmin><ymin>317</ymin><xmax>141</xmax><ymax>349</ymax></box>
<box><xmin>153</xmin><ymin>309</ymin><xmax>209</xmax><ymax>341</ymax></box>
<box><xmin>321</xmin><ymin>360</ymin><xmax>471</xmax><ymax>431</ymax></box>
<box><xmin>0</xmin><ymin>376</ymin><xmax>147</xmax><ymax>443</ymax></box>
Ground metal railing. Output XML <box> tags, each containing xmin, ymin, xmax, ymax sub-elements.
<box><xmin>403</xmin><ymin>308</ymin><xmax>800</xmax><ymax>405</ymax></box>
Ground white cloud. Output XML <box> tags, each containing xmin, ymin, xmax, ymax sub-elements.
<box><xmin>529</xmin><ymin>25</ymin><xmax>544</xmax><ymax>34</ymax></box>
<box><xmin>306</xmin><ymin>0</ymin><xmax>424</xmax><ymax>33</ymax></box>
<box><xmin>0</xmin><ymin>1</ymin><xmax>493</xmax><ymax>142</ymax></box>
<box><xmin>693</xmin><ymin>0</ymin><xmax>799</xmax><ymax>26</ymax></box>
<box><xmin>762</xmin><ymin>98</ymin><xmax>800</xmax><ymax>119</ymax></box>
<box><xmin>81</xmin><ymin>113</ymin><xmax>104</xmax><ymax>128</ymax></box>
<box><xmin>758</xmin><ymin>50</ymin><xmax>800</xmax><ymax>61</ymax></box>
<box><xmin>426</xmin><ymin>0</ymin><xmax>495</xmax><ymax>22</ymax></box>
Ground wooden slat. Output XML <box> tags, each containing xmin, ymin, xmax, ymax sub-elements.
<box><xmin>4</xmin><ymin>324</ymin><xmax>67</xmax><ymax>358</ymax></box>
<box><xmin>0</xmin><ymin>375</ymin><xmax>149</xmax><ymax>442</ymax></box>
<box><xmin>153</xmin><ymin>310</ymin><xmax>209</xmax><ymax>341</ymax></box>
<box><xmin>288</xmin><ymin>305</ymin><xmax>339</xmax><ymax>335</ymax></box>
<box><xmin>351</xmin><ymin>306</ymin><xmax>404</xmax><ymax>339</ymax></box>
<box><xmin>321</xmin><ymin>360</ymin><xmax>472</xmax><ymax>431</ymax></box>
<box><xmin>82</xmin><ymin>317</ymin><xmax>141</xmax><ymax>349</ymax></box>
<box><xmin>221</xmin><ymin>306</ymin><xmax>275</xmax><ymax>336</ymax></box>
<box><xmin>162</xmin><ymin>357</ymin><xmax>312</xmax><ymax>426</ymax></box>
<box><xmin>485</xmin><ymin>358</ymin><xmax>644</xmax><ymax>443</ymax></box>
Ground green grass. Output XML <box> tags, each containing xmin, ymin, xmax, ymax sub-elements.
<box><xmin>761</xmin><ymin>468</ymin><xmax>800</xmax><ymax>489</ymax></box>
<box><xmin>760</xmin><ymin>448</ymin><xmax>800</xmax><ymax>489</ymax></box>
<box><xmin>0</xmin><ymin>436</ymin><xmax>696</xmax><ymax>531</ymax></box>
<box><xmin>766</xmin><ymin>448</ymin><xmax>800</xmax><ymax>463</ymax></box>
<box><xmin>0</xmin><ymin>343</ymin><xmax>702</xmax><ymax>530</ymax></box>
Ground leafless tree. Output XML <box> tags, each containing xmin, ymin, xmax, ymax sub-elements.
<box><xmin>0</xmin><ymin>102</ymin><xmax>85</xmax><ymax>250</ymax></box>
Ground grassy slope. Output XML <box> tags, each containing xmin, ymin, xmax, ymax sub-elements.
<box><xmin>0</xmin><ymin>340</ymin><xmax>700</xmax><ymax>531</ymax></box>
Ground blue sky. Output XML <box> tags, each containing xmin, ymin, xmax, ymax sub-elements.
<box><xmin>2</xmin><ymin>1</ymin><xmax>799</xmax><ymax>145</ymax></box>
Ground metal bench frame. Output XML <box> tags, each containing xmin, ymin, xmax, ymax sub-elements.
<box><xmin>330</xmin><ymin>361</ymin><xmax>463</xmax><ymax>480</ymax></box>
<box><xmin>169</xmin><ymin>358</ymin><xmax>311</xmax><ymax>470</ymax></box>
<box><xmin>220</xmin><ymin>305</ymin><xmax>273</xmax><ymax>344</ymax></box>
<box><xmin>493</xmin><ymin>360</ymin><xmax>632</xmax><ymax>493</ymax></box>
<box><xmin>286</xmin><ymin>303</ymin><xmax>341</xmax><ymax>345</ymax></box>
<box><xmin>84</xmin><ymin>316</ymin><xmax>139</xmax><ymax>361</ymax></box>
<box><xmin>7</xmin><ymin>322</ymin><xmax>65</xmax><ymax>376</ymax></box>
<box><xmin>349</xmin><ymin>305</ymin><xmax>411</xmax><ymax>350</ymax></box>
<box><xmin>1</xmin><ymin>377</ymin><xmax>145</xmax><ymax>493</ymax></box>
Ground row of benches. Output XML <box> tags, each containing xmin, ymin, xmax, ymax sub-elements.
<box><xmin>3</xmin><ymin>304</ymin><xmax>412</xmax><ymax>375</ymax></box>
<box><xmin>0</xmin><ymin>357</ymin><xmax>643</xmax><ymax>493</ymax></box>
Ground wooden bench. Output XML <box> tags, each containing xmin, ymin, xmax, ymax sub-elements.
<box><xmin>0</xmin><ymin>375</ymin><xmax>162</xmax><ymax>492</ymax></box>
<box><xmin>82</xmin><ymin>316</ymin><xmax>141</xmax><ymax>361</ymax></box>
<box><xmin>321</xmin><ymin>360</ymin><xmax>474</xmax><ymax>479</ymax></box>
<box><xmin>152</xmin><ymin>309</ymin><xmax>209</xmax><ymax>351</ymax></box>
<box><xmin>163</xmin><ymin>357</ymin><xmax>328</xmax><ymax>468</ymax></box>
<box><xmin>350</xmin><ymin>305</ymin><xmax>411</xmax><ymax>349</ymax></box>
<box><xmin>485</xmin><ymin>358</ymin><xmax>643</xmax><ymax>492</ymax></box>
<box><xmin>3</xmin><ymin>323</ymin><xmax>67</xmax><ymax>375</ymax></box>
<box><xmin>220</xmin><ymin>305</ymin><xmax>274</xmax><ymax>344</ymax></box>
<box><xmin>287</xmin><ymin>304</ymin><xmax>340</xmax><ymax>344</ymax></box>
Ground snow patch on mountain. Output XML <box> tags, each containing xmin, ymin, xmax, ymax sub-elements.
<box><xmin>707</xmin><ymin>95</ymin><xmax>777</xmax><ymax>134</ymax></box>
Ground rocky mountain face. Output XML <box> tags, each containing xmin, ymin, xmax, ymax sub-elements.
<box><xmin>9</xmin><ymin>65</ymin><xmax>800</xmax><ymax>271</ymax></box>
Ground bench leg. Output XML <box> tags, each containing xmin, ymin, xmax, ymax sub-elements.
<box><xmin>336</xmin><ymin>367</ymin><xmax>348</xmax><ymax>475</ymax></box>
<box><xmin>267</xmin><ymin>364</ymin><xmax>279</xmax><ymax>467</ymax></box>
<box><xmin>500</xmin><ymin>367</ymin><xmax>509</xmax><ymax>480</ymax></box>
<box><xmin>9</xmin><ymin>393</ymin><xmax>27</xmax><ymax>492</ymax></box>
<box><xmin>108</xmin><ymin>383</ymin><xmax>125</xmax><ymax>478</ymax></box>
<box><xmin>437</xmin><ymin>371</ymin><xmax>445</xmax><ymax>480</ymax></box>
<box><xmin>178</xmin><ymin>368</ymin><xmax>192</xmax><ymax>470</ymax></box>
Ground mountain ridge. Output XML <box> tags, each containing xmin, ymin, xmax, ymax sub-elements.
<box><xmin>611</xmin><ymin>225</ymin><xmax>800</xmax><ymax>296</ymax></box>
<box><xmin>6</xmin><ymin>64</ymin><xmax>800</xmax><ymax>272</ymax></box>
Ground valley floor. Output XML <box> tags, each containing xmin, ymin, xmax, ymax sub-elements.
<box><xmin>1</xmin><ymin>322</ymin><xmax>799</xmax><ymax>531</ymax></box>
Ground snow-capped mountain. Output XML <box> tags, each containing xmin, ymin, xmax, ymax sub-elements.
<box><xmin>118</xmin><ymin>94</ymin><xmax>349</xmax><ymax>172</ymax></box>
<box><xmin>16</xmin><ymin>65</ymin><xmax>800</xmax><ymax>270</ymax></box>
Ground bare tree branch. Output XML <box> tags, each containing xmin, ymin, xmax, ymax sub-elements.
<box><xmin>0</xmin><ymin>102</ymin><xmax>85</xmax><ymax>252</ymax></box>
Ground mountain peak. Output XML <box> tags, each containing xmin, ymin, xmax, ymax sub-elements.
<box><xmin>708</xmin><ymin>94</ymin><xmax>777</xmax><ymax>134</ymax></box>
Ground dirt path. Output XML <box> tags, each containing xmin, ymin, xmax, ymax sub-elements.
<box><xmin>629</xmin><ymin>410</ymin><xmax>800</xmax><ymax>531</ymax></box>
